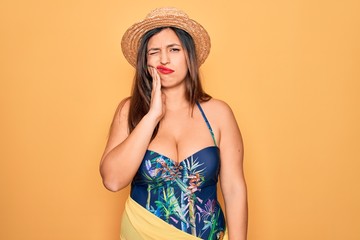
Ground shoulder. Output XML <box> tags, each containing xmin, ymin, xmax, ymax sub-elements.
<box><xmin>203</xmin><ymin>99</ymin><xmax>242</xmax><ymax>149</ymax></box>
<box><xmin>200</xmin><ymin>98</ymin><xmax>240</xmax><ymax>146</ymax></box>
<box><xmin>199</xmin><ymin>98</ymin><xmax>238</xmax><ymax>132</ymax></box>
<box><xmin>113</xmin><ymin>97</ymin><xmax>131</xmax><ymax>121</ymax></box>
<box><xmin>200</xmin><ymin>98</ymin><xmax>235</xmax><ymax>120</ymax></box>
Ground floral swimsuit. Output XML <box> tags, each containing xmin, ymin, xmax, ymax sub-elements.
<box><xmin>130</xmin><ymin>102</ymin><xmax>226</xmax><ymax>240</ymax></box>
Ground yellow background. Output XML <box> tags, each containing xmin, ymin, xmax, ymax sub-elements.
<box><xmin>1</xmin><ymin>0</ymin><xmax>359</xmax><ymax>239</ymax></box>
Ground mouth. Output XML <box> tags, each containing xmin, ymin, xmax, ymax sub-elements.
<box><xmin>156</xmin><ymin>66</ymin><xmax>175</xmax><ymax>74</ymax></box>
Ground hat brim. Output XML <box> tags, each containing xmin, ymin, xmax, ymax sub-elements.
<box><xmin>121</xmin><ymin>15</ymin><xmax>211</xmax><ymax>68</ymax></box>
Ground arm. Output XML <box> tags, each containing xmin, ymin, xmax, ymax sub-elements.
<box><xmin>218</xmin><ymin>102</ymin><xmax>248</xmax><ymax>239</ymax></box>
<box><xmin>100</xmin><ymin>68</ymin><xmax>165</xmax><ymax>191</ymax></box>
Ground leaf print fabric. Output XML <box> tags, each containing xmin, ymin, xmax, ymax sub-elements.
<box><xmin>131</xmin><ymin>146</ymin><xmax>226</xmax><ymax>240</ymax></box>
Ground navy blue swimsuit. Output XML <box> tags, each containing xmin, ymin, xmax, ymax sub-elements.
<box><xmin>131</xmin><ymin>102</ymin><xmax>226</xmax><ymax>240</ymax></box>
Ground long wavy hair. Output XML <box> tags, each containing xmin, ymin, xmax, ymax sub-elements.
<box><xmin>128</xmin><ymin>27</ymin><xmax>211</xmax><ymax>139</ymax></box>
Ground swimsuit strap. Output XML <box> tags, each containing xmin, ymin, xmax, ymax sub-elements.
<box><xmin>196</xmin><ymin>101</ymin><xmax>217</xmax><ymax>146</ymax></box>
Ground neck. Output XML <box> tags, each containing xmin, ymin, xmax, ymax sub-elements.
<box><xmin>162</xmin><ymin>85</ymin><xmax>189</xmax><ymax>111</ymax></box>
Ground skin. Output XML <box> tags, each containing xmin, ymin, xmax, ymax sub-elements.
<box><xmin>100</xmin><ymin>28</ymin><xmax>247</xmax><ymax>239</ymax></box>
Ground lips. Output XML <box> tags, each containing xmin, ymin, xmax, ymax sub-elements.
<box><xmin>156</xmin><ymin>66</ymin><xmax>174</xmax><ymax>74</ymax></box>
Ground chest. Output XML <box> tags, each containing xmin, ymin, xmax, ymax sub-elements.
<box><xmin>134</xmin><ymin>146</ymin><xmax>221</xmax><ymax>187</ymax></box>
<box><xmin>148</xmin><ymin>111</ymin><xmax>217</xmax><ymax>163</ymax></box>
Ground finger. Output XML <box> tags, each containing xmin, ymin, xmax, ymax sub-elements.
<box><xmin>148</xmin><ymin>67</ymin><xmax>156</xmax><ymax>92</ymax></box>
<box><xmin>153</xmin><ymin>69</ymin><xmax>161</xmax><ymax>90</ymax></box>
<box><xmin>147</xmin><ymin>65</ymin><xmax>156</xmax><ymax>82</ymax></box>
<box><xmin>151</xmin><ymin>68</ymin><xmax>160</xmax><ymax>90</ymax></box>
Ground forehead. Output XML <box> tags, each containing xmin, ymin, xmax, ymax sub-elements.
<box><xmin>147</xmin><ymin>28</ymin><xmax>181</xmax><ymax>48</ymax></box>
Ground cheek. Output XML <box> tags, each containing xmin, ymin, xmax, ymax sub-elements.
<box><xmin>147</xmin><ymin>55</ymin><xmax>159</xmax><ymax>65</ymax></box>
<box><xmin>180</xmin><ymin>62</ymin><xmax>188</xmax><ymax>74</ymax></box>
<box><xmin>177</xmin><ymin>64</ymin><xmax>188</xmax><ymax>79</ymax></box>
<box><xmin>173</xmin><ymin>54</ymin><xmax>187</xmax><ymax>69</ymax></box>
<box><xmin>179</xmin><ymin>58</ymin><xmax>188</xmax><ymax>73</ymax></box>
<box><xmin>146</xmin><ymin>56</ymin><xmax>154</xmax><ymax>65</ymax></box>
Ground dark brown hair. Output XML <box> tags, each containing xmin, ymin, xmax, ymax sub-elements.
<box><xmin>128</xmin><ymin>27</ymin><xmax>211</xmax><ymax>139</ymax></box>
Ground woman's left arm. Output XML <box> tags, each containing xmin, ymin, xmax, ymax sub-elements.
<box><xmin>217</xmin><ymin>101</ymin><xmax>248</xmax><ymax>240</ymax></box>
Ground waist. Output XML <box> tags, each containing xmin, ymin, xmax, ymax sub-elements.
<box><xmin>130</xmin><ymin>184</ymin><xmax>226</xmax><ymax>239</ymax></box>
<box><xmin>131</xmin><ymin>182</ymin><xmax>219</xmax><ymax>206</ymax></box>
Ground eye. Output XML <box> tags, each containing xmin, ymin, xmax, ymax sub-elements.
<box><xmin>148</xmin><ymin>50</ymin><xmax>159</xmax><ymax>55</ymax></box>
<box><xmin>170</xmin><ymin>48</ymin><xmax>180</xmax><ymax>52</ymax></box>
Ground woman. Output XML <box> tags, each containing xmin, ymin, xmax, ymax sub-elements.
<box><xmin>100</xmin><ymin>7</ymin><xmax>247</xmax><ymax>240</ymax></box>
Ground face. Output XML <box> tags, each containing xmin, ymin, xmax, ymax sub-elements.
<box><xmin>147</xmin><ymin>28</ymin><xmax>188</xmax><ymax>89</ymax></box>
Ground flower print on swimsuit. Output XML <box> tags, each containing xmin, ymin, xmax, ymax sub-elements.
<box><xmin>130</xmin><ymin>103</ymin><xmax>227</xmax><ymax>239</ymax></box>
<box><xmin>133</xmin><ymin>148</ymin><xmax>226</xmax><ymax>239</ymax></box>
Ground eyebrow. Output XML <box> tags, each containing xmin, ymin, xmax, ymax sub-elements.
<box><xmin>147</xmin><ymin>43</ymin><xmax>182</xmax><ymax>53</ymax></box>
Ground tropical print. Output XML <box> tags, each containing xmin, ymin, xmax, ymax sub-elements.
<box><xmin>131</xmin><ymin>147</ymin><xmax>226</xmax><ymax>240</ymax></box>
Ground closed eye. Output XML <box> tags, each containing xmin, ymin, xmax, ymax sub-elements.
<box><xmin>148</xmin><ymin>50</ymin><xmax>159</xmax><ymax>55</ymax></box>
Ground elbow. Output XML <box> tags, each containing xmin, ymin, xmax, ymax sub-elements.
<box><xmin>102</xmin><ymin>178</ymin><xmax>128</xmax><ymax>192</ymax></box>
<box><xmin>99</xmin><ymin>164</ymin><xmax>132</xmax><ymax>192</ymax></box>
<box><xmin>102</xmin><ymin>180</ymin><xmax>121</xmax><ymax>192</ymax></box>
<box><xmin>100</xmin><ymin>172</ymin><xmax>130</xmax><ymax>192</ymax></box>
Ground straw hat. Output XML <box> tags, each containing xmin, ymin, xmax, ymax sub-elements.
<box><xmin>121</xmin><ymin>7</ymin><xmax>211</xmax><ymax>68</ymax></box>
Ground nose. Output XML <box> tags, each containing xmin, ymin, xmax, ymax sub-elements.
<box><xmin>160</xmin><ymin>51</ymin><xmax>170</xmax><ymax>65</ymax></box>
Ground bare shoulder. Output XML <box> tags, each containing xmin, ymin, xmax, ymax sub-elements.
<box><xmin>107</xmin><ymin>97</ymin><xmax>131</xmax><ymax>141</ymax></box>
<box><xmin>201</xmin><ymin>98</ymin><xmax>235</xmax><ymax>121</ymax></box>
<box><xmin>114</xmin><ymin>97</ymin><xmax>131</xmax><ymax>120</ymax></box>
<box><xmin>200</xmin><ymin>98</ymin><xmax>240</xmax><ymax>146</ymax></box>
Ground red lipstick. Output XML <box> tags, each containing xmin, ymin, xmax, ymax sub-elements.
<box><xmin>156</xmin><ymin>66</ymin><xmax>174</xmax><ymax>74</ymax></box>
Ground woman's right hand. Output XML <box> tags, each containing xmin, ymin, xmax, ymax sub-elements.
<box><xmin>147</xmin><ymin>66</ymin><xmax>166</xmax><ymax>122</ymax></box>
